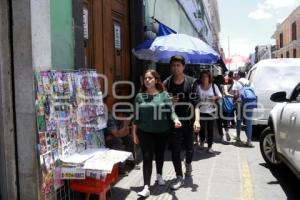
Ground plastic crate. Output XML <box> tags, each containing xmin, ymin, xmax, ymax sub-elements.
<box><xmin>106</xmin><ymin>164</ymin><xmax>119</xmax><ymax>183</ymax></box>
<box><xmin>69</xmin><ymin>164</ymin><xmax>119</xmax><ymax>194</ymax></box>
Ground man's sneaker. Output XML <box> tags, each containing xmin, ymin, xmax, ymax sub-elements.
<box><xmin>156</xmin><ymin>174</ymin><xmax>165</xmax><ymax>186</ymax></box>
<box><xmin>220</xmin><ymin>137</ymin><xmax>225</xmax><ymax>143</ymax></box>
<box><xmin>200</xmin><ymin>142</ymin><xmax>204</xmax><ymax>148</ymax></box>
<box><xmin>226</xmin><ymin>132</ymin><xmax>231</xmax><ymax>141</ymax></box>
<box><xmin>171</xmin><ymin>176</ymin><xmax>184</xmax><ymax>190</ymax></box>
<box><xmin>207</xmin><ymin>148</ymin><xmax>214</xmax><ymax>154</ymax></box>
<box><xmin>137</xmin><ymin>185</ymin><xmax>150</xmax><ymax>197</ymax></box>
<box><xmin>247</xmin><ymin>141</ymin><xmax>254</xmax><ymax>148</ymax></box>
<box><xmin>185</xmin><ymin>163</ymin><xmax>192</xmax><ymax>177</ymax></box>
<box><xmin>235</xmin><ymin>136</ymin><xmax>241</xmax><ymax>143</ymax></box>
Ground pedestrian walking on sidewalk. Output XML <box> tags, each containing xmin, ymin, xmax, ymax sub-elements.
<box><xmin>221</xmin><ymin>74</ymin><xmax>236</xmax><ymax>141</ymax></box>
<box><xmin>163</xmin><ymin>55</ymin><xmax>195</xmax><ymax>190</ymax></box>
<box><xmin>232</xmin><ymin>71</ymin><xmax>255</xmax><ymax>147</ymax></box>
<box><xmin>192</xmin><ymin>70</ymin><xmax>222</xmax><ymax>154</ymax></box>
<box><xmin>132</xmin><ymin>69</ymin><xmax>182</xmax><ymax>197</ymax></box>
<box><xmin>213</xmin><ymin>74</ymin><xmax>226</xmax><ymax>142</ymax></box>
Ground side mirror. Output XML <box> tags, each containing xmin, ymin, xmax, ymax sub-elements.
<box><xmin>270</xmin><ymin>91</ymin><xmax>288</xmax><ymax>102</ymax></box>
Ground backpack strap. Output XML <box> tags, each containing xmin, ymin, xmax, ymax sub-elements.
<box><xmin>228</xmin><ymin>84</ymin><xmax>233</xmax><ymax>92</ymax></box>
<box><xmin>163</xmin><ymin>75</ymin><xmax>172</xmax><ymax>90</ymax></box>
<box><xmin>166</xmin><ymin>76</ymin><xmax>172</xmax><ymax>90</ymax></box>
<box><xmin>212</xmin><ymin>83</ymin><xmax>217</xmax><ymax>96</ymax></box>
<box><xmin>238</xmin><ymin>80</ymin><xmax>245</xmax><ymax>87</ymax></box>
<box><xmin>238</xmin><ymin>80</ymin><xmax>250</xmax><ymax>87</ymax></box>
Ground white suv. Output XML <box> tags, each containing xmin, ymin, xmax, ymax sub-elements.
<box><xmin>248</xmin><ymin>59</ymin><xmax>300</xmax><ymax>134</ymax></box>
<box><xmin>260</xmin><ymin>82</ymin><xmax>300</xmax><ymax>179</ymax></box>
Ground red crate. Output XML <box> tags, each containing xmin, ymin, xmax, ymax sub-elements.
<box><xmin>106</xmin><ymin>164</ymin><xmax>119</xmax><ymax>183</ymax></box>
<box><xmin>70</xmin><ymin>164</ymin><xmax>119</xmax><ymax>195</ymax></box>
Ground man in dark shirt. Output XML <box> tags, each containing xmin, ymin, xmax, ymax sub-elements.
<box><xmin>163</xmin><ymin>55</ymin><xmax>195</xmax><ymax>190</ymax></box>
<box><xmin>104</xmin><ymin>110</ymin><xmax>135</xmax><ymax>174</ymax></box>
<box><xmin>104</xmin><ymin>112</ymin><xmax>133</xmax><ymax>153</ymax></box>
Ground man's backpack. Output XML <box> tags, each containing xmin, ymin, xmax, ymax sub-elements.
<box><xmin>239</xmin><ymin>81</ymin><xmax>257</xmax><ymax>109</ymax></box>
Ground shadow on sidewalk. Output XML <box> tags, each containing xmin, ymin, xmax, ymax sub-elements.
<box><xmin>162</xmin><ymin>147</ymin><xmax>220</xmax><ymax>163</ymax></box>
<box><xmin>130</xmin><ymin>176</ymin><xmax>199</xmax><ymax>200</ymax></box>
<box><xmin>109</xmin><ymin>187</ymin><xmax>131</xmax><ymax>200</ymax></box>
<box><xmin>260</xmin><ymin>163</ymin><xmax>300</xmax><ymax>200</ymax></box>
<box><xmin>130</xmin><ymin>182</ymin><xmax>178</xmax><ymax>200</ymax></box>
<box><xmin>193</xmin><ymin>147</ymin><xmax>221</xmax><ymax>161</ymax></box>
<box><xmin>183</xmin><ymin>176</ymin><xmax>199</xmax><ymax>192</ymax></box>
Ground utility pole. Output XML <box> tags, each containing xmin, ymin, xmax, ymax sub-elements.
<box><xmin>228</xmin><ymin>35</ymin><xmax>230</xmax><ymax>57</ymax></box>
<box><xmin>228</xmin><ymin>35</ymin><xmax>230</xmax><ymax>70</ymax></box>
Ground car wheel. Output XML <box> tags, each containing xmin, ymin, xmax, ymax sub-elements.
<box><xmin>252</xmin><ymin>125</ymin><xmax>266</xmax><ymax>140</ymax></box>
<box><xmin>259</xmin><ymin>127</ymin><xmax>282</xmax><ymax>167</ymax></box>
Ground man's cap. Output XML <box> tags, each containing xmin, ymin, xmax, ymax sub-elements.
<box><xmin>169</xmin><ymin>55</ymin><xmax>185</xmax><ymax>65</ymax></box>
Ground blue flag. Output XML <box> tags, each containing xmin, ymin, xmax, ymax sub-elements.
<box><xmin>158</xmin><ymin>22</ymin><xmax>176</xmax><ymax>36</ymax></box>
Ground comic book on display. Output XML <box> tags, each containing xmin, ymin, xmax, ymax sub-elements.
<box><xmin>35</xmin><ymin>70</ymin><xmax>107</xmax><ymax>196</ymax></box>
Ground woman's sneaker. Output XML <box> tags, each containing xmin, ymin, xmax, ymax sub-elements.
<box><xmin>137</xmin><ymin>185</ymin><xmax>150</xmax><ymax>197</ymax></box>
<box><xmin>207</xmin><ymin>148</ymin><xmax>214</xmax><ymax>154</ymax></box>
<box><xmin>156</xmin><ymin>174</ymin><xmax>165</xmax><ymax>186</ymax></box>
<box><xmin>171</xmin><ymin>176</ymin><xmax>184</xmax><ymax>190</ymax></box>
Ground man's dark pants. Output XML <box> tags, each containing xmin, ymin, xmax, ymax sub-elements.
<box><xmin>170</xmin><ymin>120</ymin><xmax>194</xmax><ymax>177</ymax></box>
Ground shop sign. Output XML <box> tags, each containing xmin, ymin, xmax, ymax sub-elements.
<box><xmin>114</xmin><ymin>23</ymin><xmax>121</xmax><ymax>50</ymax></box>
<box><xmin>83</xmin><ymin>7</ymin><xmax>89</xmax><ymax>39</ymax></box>
<box><xmin>61</xmin><ymin>167</ymin><xmax>85</xmax><ymax>179</ymax></box>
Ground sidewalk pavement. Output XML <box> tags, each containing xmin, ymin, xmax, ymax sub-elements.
<box><xmin>108</xmin><ymin>128</ymin><xmax>258</xmax><ymax>200</ymax></box>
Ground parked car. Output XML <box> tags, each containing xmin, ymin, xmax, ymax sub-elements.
<box><xmin>260</xmin><ymin>82</ymin><xmax>300</xmax><ymax>179</ymax></box>
<box><xmin>247</xmin><ymin>59</ymin><xmax>300</xmax><ymax>134</ymax></box>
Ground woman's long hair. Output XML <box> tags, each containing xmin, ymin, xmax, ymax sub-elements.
<box><xmin>199</xmin><ymin>70</ymin><xmax>213</xmax><ymax>85</ymax></box>
<box><xmin>140</xmin><ymin>69</ymin><xmax>165</xmax><ymax>92</ymax></box>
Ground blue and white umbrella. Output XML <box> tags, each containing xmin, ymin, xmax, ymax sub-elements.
<box><xmin>132</xmin><ymin>33</ymin><xmax>220</xmax><ymax>64</ymax></box>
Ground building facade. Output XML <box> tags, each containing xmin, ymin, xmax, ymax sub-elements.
<box><xmin>0</xmin><ymin>1</ymin><xmax>143</xmax><ymax>199</ymax></box>
<box><xmin>0</xmin><ymin>1</ymin><xmax>220</xmax><ymax>199</ymax></box>
<box><xmin>143</xmin><ymin>0</ymin><xmax>220</xmax><ymax>50</ymax></box>
<box><xmin>202</xmin><ymin>0</ymin><xmax>221</xmax><ymax>50</ymax></box>
<box><xmin>272</xmin><ymin>5</ymin><xmax>300</xmax><ymax>58</ymax></box>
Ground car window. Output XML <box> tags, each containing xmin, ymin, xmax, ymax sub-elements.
<box><xmin>292</xmin><ymin>84</ymin><xmax>300</xmax><ymax>102</ymax></box>
<box><xmin>296</xmin><ymin>92</ymin><xmax>300</xmax><ymax>102</ymax></box>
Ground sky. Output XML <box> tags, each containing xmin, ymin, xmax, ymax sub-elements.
<box><xmin>218</xmin><ymin>0</ymin><xmax>300</xmax><ymax>57</ymax></box>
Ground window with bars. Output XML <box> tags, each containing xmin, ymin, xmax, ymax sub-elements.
<box><xmin>280</xmin><ymin>33</ymin><xmax>283</xmax><ymax>48</ymax></box>
<box><xmin>293</xmin><ymin>48</ymin><xmax>297</xmax><ymax>58</ymax></box>
<box><xmin>286</xmin><ymin>51</ymin><xmax>290</xmax><ymax>58</ymax></box>
<box><xmin>292</xmin><ymin>22</ymin><xmax>297</xmax><ymax>41</ymax></box>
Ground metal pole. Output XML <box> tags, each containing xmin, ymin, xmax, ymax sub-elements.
<box><xmin>228</xmin><ymin>36</ymin><xmax>230</xmax><ymax>71</ymax></box>
<box><xmin>228</xmin><ymin>35</ymin><xmax>230</xmax><ymax>57</ymax></box>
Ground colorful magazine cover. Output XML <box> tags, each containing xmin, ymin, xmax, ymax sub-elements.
<box><xmin>39</xmin><ymin>132</ymin><xmax>48</xmax><ymax>155</ymax></box>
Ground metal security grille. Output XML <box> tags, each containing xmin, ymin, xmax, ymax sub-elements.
<box><xmin>42</xmin><ymin>182</ymin><xmax>71</xmax><ymax>200</ymax></box>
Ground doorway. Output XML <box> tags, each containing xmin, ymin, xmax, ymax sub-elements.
<box><xmin>85</xmin><ymin>0</ymin><xmax>131</xmax><ymax>109</ymax></box>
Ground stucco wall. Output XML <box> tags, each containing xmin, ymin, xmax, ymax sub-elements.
<box><xmin>31</xmin><ymin>0</ymin><xmax>52</xmax><ymax>71</ymax></box>
<box><xmin>51</xmin><ymin>0</ymin><xmax>74</xmax><ymax>69</ymax></box>
<box><xmin>0</xmin><ymin>0</ymin><xmax>18</xmax><ymax>199</ymax></box>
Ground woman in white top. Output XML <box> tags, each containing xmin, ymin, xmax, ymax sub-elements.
<box><xmin>193</xmin><ymin>70</ymin><xmax>222</xmax><ymax>153</ymax></box>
